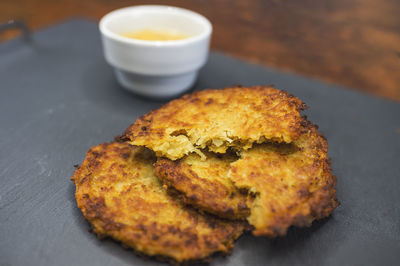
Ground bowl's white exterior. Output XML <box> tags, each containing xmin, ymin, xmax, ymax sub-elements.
<box><xmin>99</xmin><ymin>5</ymin><xmax>212</xmax><ymax>98</ymax></box>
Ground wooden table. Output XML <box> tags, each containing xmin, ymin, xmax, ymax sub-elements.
<box><xmin>1</xmin><ymin>0</ymin><xmax>399</xmax><ymax>101</ymax></box>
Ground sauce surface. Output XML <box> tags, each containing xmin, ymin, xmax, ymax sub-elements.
<box><xmin>121</xmin><ymin>29</ymin><xmax>189</xmax><ymax>41</ymax></box>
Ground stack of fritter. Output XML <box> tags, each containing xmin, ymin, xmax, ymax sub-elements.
<box><xmin>72</xmin><ymin>86</ymin><xmax>339</xmax><ymax>264</ymax></box>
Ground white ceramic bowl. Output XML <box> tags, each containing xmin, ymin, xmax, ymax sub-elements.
<box><xmin>99</xmin><ymin>5</ymin><xmax>212</xmax><ymax>98</ymax></box>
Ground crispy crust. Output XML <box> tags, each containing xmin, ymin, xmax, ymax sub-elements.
<box><xmin>71</xmin><ymin>142</ymin><xmax>245</xmax><ymax>263</ymax></box>
<box><xmin>154</xmin><ymin>151</ymin><xmax>250</xmax><ymax>220</ymax></box>
<box><xmin>122</xmin><ymin>86</ymin><xmax>308</xmax><ymax>160</ymax></box>
<box><xmin>154</xmin><ymin>122</ymin><xmax>338</xmax><ymax>236</ymax></box>
<box><xmin>230</xmin><ymin>121</ymin><xmax>339</xmax><ymax>236</ymax></box>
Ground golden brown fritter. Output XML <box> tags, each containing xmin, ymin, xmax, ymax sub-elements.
<box><xmin>230</xmin><ymin>121</ymin><xmax>338</xmax><ymax>236</ymax></box>
<box><xmin>71</xmin><ymin>142</ymin><xmax>245</xmax><ymax>263</ymax></box>
<box><xmin>154</xmin><ymin>122</ymin><xmax>338</xmax><ymax>236</ymax></box>
<box><xmin>155</xmin><ymin>151</ymin><xmax>250</xmax><ymax>220</ymax></box>
<box><xmin>122</xmin><ymin>86</ymin><xmax>307</xmax><ymax>160</ymax></box>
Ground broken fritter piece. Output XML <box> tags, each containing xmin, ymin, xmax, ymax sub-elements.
<box><xmin>122</xmin><ymin>86</ymin><xmax>308</xmax><ymax>160</ymax></box>
<box><xmin>71</xmin><ymin>142</ymin><xmax>245</xmax><ymax>263</ymax></box>
<box><xmin>155</xmin><ymin>151</ymin><xmax>250</xmax><ymax>220</ymax></box>
<box><xmin>230</xmin><ymin>121</ymin><xmax>338</xmax><ymax>236</ymax></box>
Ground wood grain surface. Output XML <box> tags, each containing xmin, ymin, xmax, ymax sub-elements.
<box><xmin>1</xmin><ymin>0</ymin><xmax>399</xmax><ymax>101</ymax></box>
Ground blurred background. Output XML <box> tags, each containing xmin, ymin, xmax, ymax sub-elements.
<box><xmin>1</xmin><ymin>0</ymin><xmax>399</xmax><ymax>101</ymax></box>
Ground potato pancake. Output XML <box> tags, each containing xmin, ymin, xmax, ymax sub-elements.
<box><xmin>71</xmin><ymin>142</ymin><xmax>244</xmax><ymax>263</ymax></box>
<box><xmin>122</xmin><ymin>86</ymin><xmax>307</xmax><ymax>160</ymax></box>
<box><xmin>154</xmin><ymin>122</ymin><xmax>338</xmax><ymax>236</ymax></box>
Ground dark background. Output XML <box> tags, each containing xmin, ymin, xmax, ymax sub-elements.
<box><xmin>1</xmin><ymin>0</ymin><xmax>400</xmax><ymax>101</ymax></box>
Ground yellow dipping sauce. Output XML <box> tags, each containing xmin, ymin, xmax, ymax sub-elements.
<box><xmin>121</xmin><ymin>29</ymin><xmax>189</xmax><ymax>41</ymax></box>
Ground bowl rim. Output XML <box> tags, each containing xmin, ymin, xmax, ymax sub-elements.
<box><xmin>99</xmin><ymin>5</ymin><xmax>213</xmax><ymax>47</ymax></box>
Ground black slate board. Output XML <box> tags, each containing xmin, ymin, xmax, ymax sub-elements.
<box><xmin>1</xmin><ymin>19</ymin><xmax>399</xmax><ymax>266</ymax></box>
